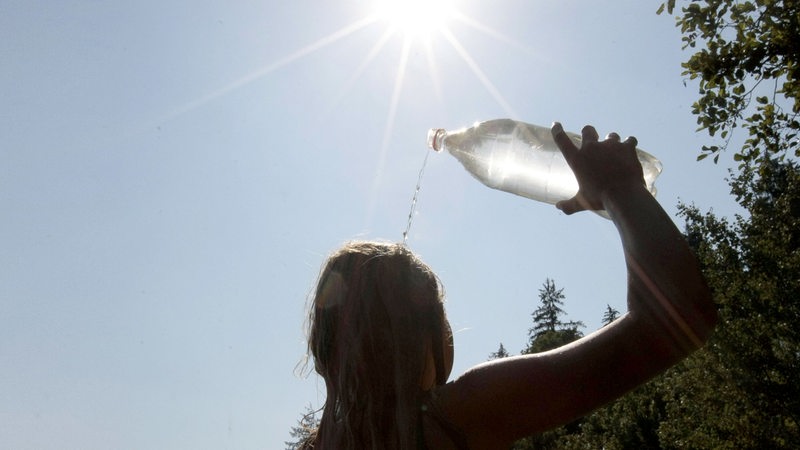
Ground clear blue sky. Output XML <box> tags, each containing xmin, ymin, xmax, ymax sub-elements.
<box><xmin>1</xmin><ymin>1</ymin><xmax>742</xmax><ymax>448</ymax></box>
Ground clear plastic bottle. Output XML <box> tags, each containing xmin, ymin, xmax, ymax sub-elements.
<box><xmin>427</xmin><ymin>119</ymin><xmax>662</xmax><ymax>215</ymax></box>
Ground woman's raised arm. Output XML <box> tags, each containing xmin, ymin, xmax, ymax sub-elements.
<box><xmin>434</xmin><ymin>123</ymin><xmax>718</xmax><ymax>449</ymax></box>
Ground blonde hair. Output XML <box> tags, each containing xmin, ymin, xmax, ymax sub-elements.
<box><xmin>306</xmin><ymin>241</ymin><xmax>451</xmax><ymax>449</ymax></box>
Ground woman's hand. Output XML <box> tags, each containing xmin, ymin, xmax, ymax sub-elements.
<box><xmin>551</xmin><ymin>122</ymin><xmax>646</xmax><ymax>215</ymax></box>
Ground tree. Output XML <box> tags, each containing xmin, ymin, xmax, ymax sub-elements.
<box><xmin>550</xmin><ymin>159</ymin><xmax>800</xmax><ymax>449</ymax></box>
<box><xmin>658</xmin><ymin>0</ymin><xmax>800</xmax><ymax>164</ymax></box>
<box><xmin>664</xmin><ymin>158</ymin><xmax>800</xmax><ymax>448</ymax></box>
<box><xmin>513</xmin><ymin>279</ymin><xmax>586</xmax><ymax>450</ymax></box>
<box><xmin>559</xmin><ymin>381</ymin><xmax>668</xmax><ymax>450</ymax></box>
<box><xmin>529</xmin><ymin>278</ymin><xmax>567</xmax><ymax>337</ymax></box>
<box><xmin>601</xmin><ymin>304</ymin><xmax>621</xmax><ymax>326</ymax></box>
<box><xmin>512</xmin><ymin>3</ymin><xmax>800</xmax><ymax>446</ymax></box>
<box><xmin>285</xmin><ymin>404</ymin><xmax>319</xmax><ymax>450</ymax></box>
<box><xmin>488</xmin><ymin>342</ymin><xmax>510</xmax><ymax>360</ymax></box>
<box><xmin>525</xmin><ymin>278</ymin><xmax>585</xmax><ymax>354</ymax></box>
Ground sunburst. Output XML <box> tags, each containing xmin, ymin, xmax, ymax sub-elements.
<box><xmin>160</xmin><ymin>1</ymin><xmax>534</xmax><ymax>229</ymax></box>
<box><xmin>370</xmin><ymin>0</ymin><xmax>457</xmax><ymax>42</ymax></box>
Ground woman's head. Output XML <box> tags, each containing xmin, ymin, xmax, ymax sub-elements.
<box><xmin>307</xmin><ymin>241</ymin><xmax>453</xmax><ymax>448</ymax></box>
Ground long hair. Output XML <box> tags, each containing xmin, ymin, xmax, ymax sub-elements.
<box><xmin>305</xmin><ymin>241</ymin><xmax>452</xmax><ymax>449</ymax></box>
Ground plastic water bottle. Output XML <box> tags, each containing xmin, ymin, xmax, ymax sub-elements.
<box><xmin>427</xmin><ymin>119</ymin><xmax>662</xmax><ymax>216</ymax></box>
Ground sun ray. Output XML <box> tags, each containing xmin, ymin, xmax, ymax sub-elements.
<box><xmin>452</xmin><ymin>12</ymin><xmax>539</xmax><ymax>59</ymax></box>
<box><xmin>322</xmin><ymin>27</ymin><xmax>397</xmax><ymax>119</ymax></box>
<box><xmin>137</xmin><ymin>3</ymin><xmax>530</xmax><ymax>236</ymax></box>
<box><xmin>365</xmin><ymin>36</ymin><xmax>413</xmax><ymax>229</ymax></box>
<box><xmin>381</xmin><ymin>37</ymin><xmax>413</xmax><ymax>160</ymax></box>
<box><xmin>440</xmin><ymin>28</ymin><xmax>518</xmax><ymax>118</ymax></box>
<box><xmin>158</xmin><ymin>16</ymin><xmax>378</xmax><ymax>124</ymax></box>
<box><xmin>423</xmin><ymin>37</ymin><xmax>446</xmax><ymax>116</ymax></box>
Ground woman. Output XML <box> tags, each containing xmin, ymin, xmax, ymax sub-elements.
<box><xmin>302</xmin><ymin>123</ymin><xmax>718</xmax><ymax>449</ymax></box>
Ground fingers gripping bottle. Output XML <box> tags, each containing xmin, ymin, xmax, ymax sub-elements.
<box><xmin>427</xmin><ymin>119</ymin><xmax>662</xmax><ymax>216</ymax></box>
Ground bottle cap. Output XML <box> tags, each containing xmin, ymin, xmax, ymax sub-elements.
<box><xmin>427</xmin><ymin>128</ymin><xmax>446</xmax><ymax>152</ymax></box>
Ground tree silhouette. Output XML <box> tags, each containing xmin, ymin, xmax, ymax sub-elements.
<box><xmin>601</xmin><ymin>304</ymin><xmax>620</xmax><ymax>326</ymax></box>
<box><xmin>284</xmin><ymin>404</ymin><xmax>319</xmax><ymax>450</ymax></box>
<box><xmin>488</xmin><ymin>342</ymin><xmax>510</xmax><ymax>360</ymax></box>
<box><xmin>525</xmin><ymin>278</ymin><xmax>584</xmax><ymax>354</ymax></box>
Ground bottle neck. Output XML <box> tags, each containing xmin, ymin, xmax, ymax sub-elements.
<box><xmin>427</xmin><ymin>128</ymin><xmax>447</xmax><ymax>152</ymax></box>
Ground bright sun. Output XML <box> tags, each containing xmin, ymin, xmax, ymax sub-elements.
<box><xmin>371</xmin><ymin>0</ymin><xmax>457</xmax><ymax>39</ymax></box>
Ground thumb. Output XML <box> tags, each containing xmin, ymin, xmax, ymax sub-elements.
<box><xmin>556</xmin><ymin>196</ymin><xmax>585</xmax><ymax>215</ymax></box>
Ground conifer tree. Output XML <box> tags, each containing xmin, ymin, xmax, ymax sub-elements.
<box><xmin>514</xmin><ymin>279</ymin><xmax>587</xmax><ymax>449</ymax></box>
<box><xmin>601</xmin><ymin>304</ymin><xmax>620</xmax><ymax>326</ymax></box>
<box><xmin>284</xmin><ymin>404</ymin><xmax>319</xmax><ymax>450</ymax></box>
<box><xmin>525</xmin><ymin>278</ymin><xmax>584</xmax><ymax>354</ymax></box>
<box><xmin>549</xmin><ymin>160</ymin><xmax>800</xmax><ymax>449</ymax></box>
<box><xmin>488</xmin><ymin>342</ymin><xmax>510</xmax><ymax>360</ymax></box>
